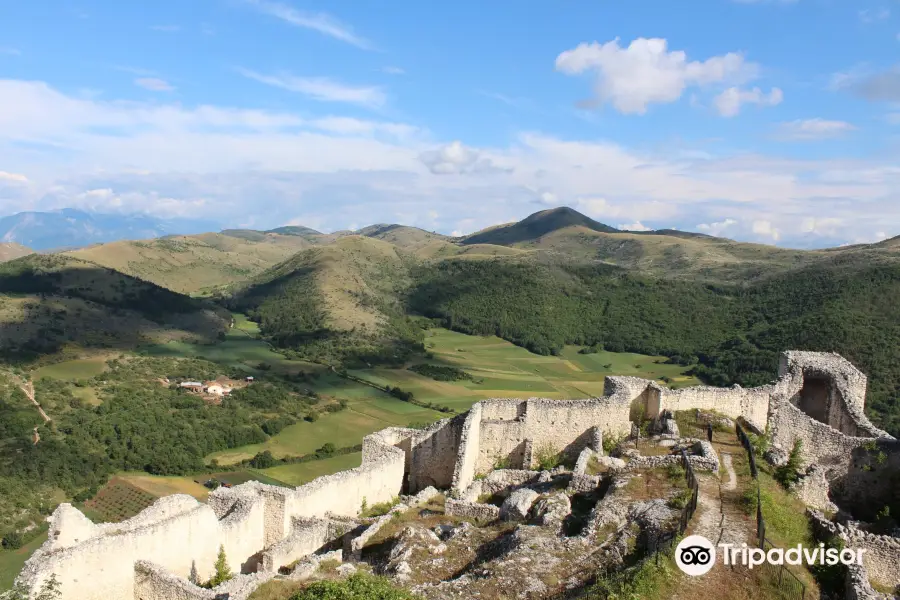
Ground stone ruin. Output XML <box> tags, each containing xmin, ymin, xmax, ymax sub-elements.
<box><xmin>13</xmin><ymin>350</ymin><xmax>898</xmax><ymax>599</ymax></box>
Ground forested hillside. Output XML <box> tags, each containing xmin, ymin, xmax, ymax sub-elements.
<box><xmin>408</xmin><ymin>258</ymin><xmax>900</xmax><ymax>436</ymax></box>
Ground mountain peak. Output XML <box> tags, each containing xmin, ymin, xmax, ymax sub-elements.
<box><xmin>462</xmin><ymin>206</ymin><xmax>618</xmax><ymax>246</ymax></box>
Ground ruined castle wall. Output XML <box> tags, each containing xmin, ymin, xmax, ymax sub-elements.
<box><xmin>832</xmin><ymin>440</ymin><xmax>900</xmax><ymax>520</ymax></box>
<box><xmin>260</xmin><ymin>517</ymin><xmax>329</xmax><ymax>574</ymax></box>
<box><xmin>19</xmin><ymin>498</ymin><xmax>222</xmax><ymax>600</ymax></box>
<box><xmin>216</xmin><ymin>493</ymin><xmax>267</xmax><ymax>575</ymax></box>
<box><xmin>133</xmin><ymin>561</ymin><xmax>273</xmax><ymax>600</ymax></box>
<box><xmin>477</xmin><ymin>420</ymin><xmax>527</xmax><ymax>472</ymax></box>
<box><xmin>659</xmin><ymin>385</ymin><xmax>773</xmax><ymax>432</ymax></box>
<box><xmin>523</xmin><ymin>397</ymin><xmax>631</xmax><ymax>462</ymax></box>
<box><xmin>289</xmin><ymin>434</ymin><xmax>405</xmax><ymax>518</ymax></box>
<box><xmin>404</xmin><ymin>416</ymin><xmax>466</xmax><ymax>493</ymax></box>
<box><xmin>451</xmin><ymin>402</ymin><xmax>482</xmax><ymax>494</ymax></box>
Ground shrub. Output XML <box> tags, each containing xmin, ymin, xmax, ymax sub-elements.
<box><xmin>535</xmin><ymin>443</ymin><xmax>561</xmax><ymax>471</ymax></box>
<box><xmin>289</xmin><ymin>573</ymin><xmax>420</xmax><ymax>600</ymax></box>
<box><xmin>2</xmin><ymin>530</ymin><xmax>23</xmax><ymax>549</ymax></box>
<box><xmin>249</xmin><ymin>450</ymin><xmax>276</xmax><ymax>469</ymax></box>
<box><xmin>204</xmin><ymin>545</ymin><xmax>233</xmax><ymax>588</ymax></box>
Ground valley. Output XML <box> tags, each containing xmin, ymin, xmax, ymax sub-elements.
<box><xmin>1</xmin><ymin>207</ymin><xmax>899</xmax><ymax>596</ymax></box>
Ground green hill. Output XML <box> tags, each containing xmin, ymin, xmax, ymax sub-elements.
<box><xmin>229</xmin><ymin>236</ymin><xmax>422</xmax><ymax>366</ymax></box>
<box><xmin>0</xmin><ymin>254</ymin><xmax>228</xmax><ymax>358</ymax></box>
<box><xmin>66</xmin><ymin>232</ymin><xmax>312</xmax><ymax>294</ymax></box>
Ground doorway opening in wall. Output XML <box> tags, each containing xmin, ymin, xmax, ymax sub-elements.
<box><xmin>629</xmin><ymin>386</ymin><xmax>660</xmax><ymax>436</ymax></box>
<box><xmin>794</xmin><ymin>375</ymin><xmax>831</xmax><ymax>425</ymax></box>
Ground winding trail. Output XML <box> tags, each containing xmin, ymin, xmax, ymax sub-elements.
<box><xmin>20</xmin><ymin>380</ymin><xmax>51</xmax><ymax>423</ymax></box>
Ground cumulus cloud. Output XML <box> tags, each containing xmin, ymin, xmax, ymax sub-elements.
<box><xmin>774</xmin><ymin>118</ymin><xmax>856</xmax><ymax>140</ymax></box>
<box><xmin>243</xmin><ymin>0</ymin><xmax>372</xmax><ymax>50</ymax></box>
<box><xmin>696</xmin><ymin>218</ymin><xmax>738</xmax><ymax>236</ymax></box>
<box><xmin>134</xmin><ymin>78</ymin><xmax>175</xmax><ymax>92</ymax></box>
<box><xmin>237</xmin><ymin>68</ymin><xmax>385</xmax><ymax>108</ymax></box>
<box><xmin>618</xmin><ymin>221</ymin><xmax>651</xmax><ymax>231</ymax></box>
<box><xmin>555</xmin><ymin>38</ymin><xmax>757</xmax><ymax>114</ymax></box>
<box><xmin>419</xmin><ymin>141</ymin><xmax>509</xmax><ymax>175</ymax></box>
<box><xmin>713</xmin><ymin>86</ymin><xmax>783</xmax><ymax>117</ymax></box>
<box><xmin>752</xmin><ymin>219</ymin><xmax>781</xmax><ymax>241</ymax></box>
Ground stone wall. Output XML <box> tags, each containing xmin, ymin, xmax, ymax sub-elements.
<box><xmin>451</xmin><ymin>402</ymin><xmax>483</xmax><ymax>494</ymax></box>
<box><xmin>17</xmin><ymin>428</ymin><xmax>408</xmax><ymax>600</ymax></box>
<box><xmin>133</xmin><ymin>560</ymin><xmax>273</xmax><ymax>600</ymax></box>
<box><xmin>259</xmin><ymin>517</ymin><xmax>329</xmax><ymax>574</ymax></box>
<box><xmin>659</xmin><ymin>385</ymin><xmax>773</xmax><ymax>432</ymax></box>
<box><xmin>444</xmin><ymin>499</ymin><xmax>500</xmax><ymax>522</ymax></box>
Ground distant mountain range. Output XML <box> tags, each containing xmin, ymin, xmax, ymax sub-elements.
<box><xmin>0</xmin><ymin>209</ymin><xmax>220</xmax><ymax>250</ymax></box>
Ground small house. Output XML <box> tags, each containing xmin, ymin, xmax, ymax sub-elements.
<box><xmin>245</xmin><ymin>376</ymin><xmax>255</xmax><ymax>383</ymax></box>
<box><xmin>179</xmin><ymin>381</ymin><xmax>204</xmax><ymax>392</ymax></box>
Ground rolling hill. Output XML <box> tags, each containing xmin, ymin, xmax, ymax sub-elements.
<box><xmin>230</xmin><ymin>235</ymin><xmax>421</xmax><ymax>365</ymax></box>
<box><xmin>66</xmin><ymin>232</ymin><xmax>313</xmax><ymax>294</ymax></box>
<box><xmin>0</xmin><ymin>254</ymin><xmax>229</xmax><ymax>357</ymax></box>
<box><xmin>0</xmin><ymin>243</ymin><xmax>32</xmax><ymax>263</ymax></box>
<box><xmin>462</xmin><ymin>206</ymin><xmax>619</xmax><ymax>246</ymax></box>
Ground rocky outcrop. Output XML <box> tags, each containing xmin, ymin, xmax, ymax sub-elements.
<box><xmin>500</xmin><ymin>489</ymin><xmax>540</xmax><ymax>522</ymax></box>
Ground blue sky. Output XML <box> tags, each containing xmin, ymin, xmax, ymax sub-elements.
<box><xmin>0</xmin><ymin>0</ymin><xmax>898</xmax><ymax>247</ymax></box>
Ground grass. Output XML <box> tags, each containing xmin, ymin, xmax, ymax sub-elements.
<box><xmin>259</xmin><ymin>452</ymin><xmax>362</xmax><ymax>486</ymax></box>
<box><xmin>0</xmin><ymin>532</ymin><xmax>46</xmax><ymax>590</ymax></box>
<box><xmin>32</xmin><ymin>357</ymin><xmax>108</xmax><ymax>381</ymax></box>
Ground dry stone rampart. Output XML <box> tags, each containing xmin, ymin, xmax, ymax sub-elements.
<box><xmin>133</xmin><ymin>560</ymin><xmax>274</xmax><ymax>600</ymax></box>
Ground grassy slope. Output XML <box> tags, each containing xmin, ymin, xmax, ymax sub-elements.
<box><xmin>0</xmin><ymin>254</ymin><xmax>229</xmax><ymax>357</ymax></box>
<box><xmin>0</xmin><ymin>243</ymin><xmax>32</xmax><ymax>264</ymax></box>
<box><xmin>67</xmin><ymin>232</ymin><xmax>311</xmax><ymax>294</ymax></box>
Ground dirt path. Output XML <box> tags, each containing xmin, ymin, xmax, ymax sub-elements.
<box><xmin>20</xmin><ymin>380</ymin><xmax>50</xmax><ymax>423</ymax></box>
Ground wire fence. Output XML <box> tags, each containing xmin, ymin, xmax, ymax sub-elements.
<box><xmin>735</xmin><ymin>422</ymin><xmax>808</xmax><ymax>600</ymax></box>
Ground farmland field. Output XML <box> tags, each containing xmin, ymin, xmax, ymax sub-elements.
<box><xmin>260</xmin><ymin>452</ymin><xmax>362</xmax><ymax>486</ymax></box>
<box><xmin>0</xmin><ymin>532</ymin><xmax>46</xmax><ymax>589</ymax></box>
<box><xmin>80</xmin><ymin>477</ymin><xmax>158</xmax><ymax>523</ymax></box>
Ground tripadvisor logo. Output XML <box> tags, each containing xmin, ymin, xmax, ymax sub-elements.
<box><xmin>675</xmin><ymin>535</ymin><xmax>866</xmax><ymax>576</ymax></box>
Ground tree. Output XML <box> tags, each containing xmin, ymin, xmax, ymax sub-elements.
<box><xmin>205</xmin><ymin>545</ymin><xmax>233</xmax><ymax>588</ymax></box>
<box><xmin>189</xmin><ymin>560</ymin><xmax>200</xmax><ymax>585</ymax></box>
<box><xmin>0</xmin><ymin>574</ymin><xmax>62</xmax><ymax>600</ymax></box>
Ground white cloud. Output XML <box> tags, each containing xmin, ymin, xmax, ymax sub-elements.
<box><xmin>0</xmin><ymin>79</ymin><xmax>898</xmax><ymax>247</ymax></box>
<box><xmin>752</xmin><ymin>220</ymin><xmax>781</xmax><ymax>241</ymax></box>
<box><xmin>243</xmin><ymin>0</ymin><xmax>372</xmax><ymax>50</ymax></box>
<box><xmin>309</xmin><ymin>117</ymin><xmax>419</xmax><ymax>138</ymax></box>
<box><xmin>0</xmin><ymin>171</ymin><xmax>28</xmax><ymax>183</ymax></box>
<box><xmin>713</xmin><ymin>86</ymin><xmax>783</xmax><ymax>117</ymax></box>
<box><xmin>381</xmin><ymin>66</ymin><xmax>405</xmax><ymax>75</ymax></box>
<box><xmin>134</xmin><ymin>78</ymin><xmax>175</xmax><ymax>92</ymax></box>
<box><xmin>618</xmin><ymin>221</ymin><xmax>651</xmax><ymax>231</ymax></box>
<box><xmin>696</xmin><ymin>218</ymin><xmax>738</xmax><ymax>236</ymax></box>
<box><xmin>555</xmin><ymin>37</ymin><xmax>757</xmax><ymax>114</ymax></box>
<box><xmin>859</xmin><ymin>8</ymin><xmax>890</xmax><ymax>23</ymax></box>
<box><xmin>150</xmin><ymin>25</ymin><xmax>180</xmax><ymax>32</ymax></box>
<box><xmin>775</xmin><ymin>118</ymin><xmax>856</xmax><ymax>140</ymax></box>
<box><xmin>419</xmin><ymin>141</ymin><xmax>506</xmax><ymax>175</ymax></box>
<box><xmin>801</xmin><ymin>217</ymin><xmax>843</xmax><ymax>236</ymax></box>
<box><xmin>237</xmin><ymin>68</ymin><xmax>385</xmax><ymax>108</ymax></box>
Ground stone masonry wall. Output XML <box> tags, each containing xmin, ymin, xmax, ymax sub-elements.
<box><xmin>17</xmin><ymin>428</ymin><xmax>407</xmax><ymax>600</ymax></box>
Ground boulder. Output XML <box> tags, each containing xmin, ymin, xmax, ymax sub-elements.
<box><xmin>531</xmin><ymin>492</ymin><xmax>572</xmax><ymax>531</ymax></box>
<box><xmin>500</xmin><ymin>488</ymin><xmax>539</xmax><ymax>521</ymax></box>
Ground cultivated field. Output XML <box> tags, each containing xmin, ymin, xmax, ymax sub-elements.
<box><xmin>80</xmin><ymin>478</ymin><xmax>158</xmax><ymax>523</ymax></box>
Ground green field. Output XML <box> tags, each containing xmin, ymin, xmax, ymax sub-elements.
<box><xmin>0</xmin><ymin>532</ymin><xmax>46</xmax><ymax>589</ymax></box>
<box><xmin>260</xmin><ymin>452</ymin><xmax>362</xmax><ymax>486</ymax></box>
<box><xmin>33</xmin><ymin>358</ymin><xmax>108</xmax><ymax>381</ymax></box>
